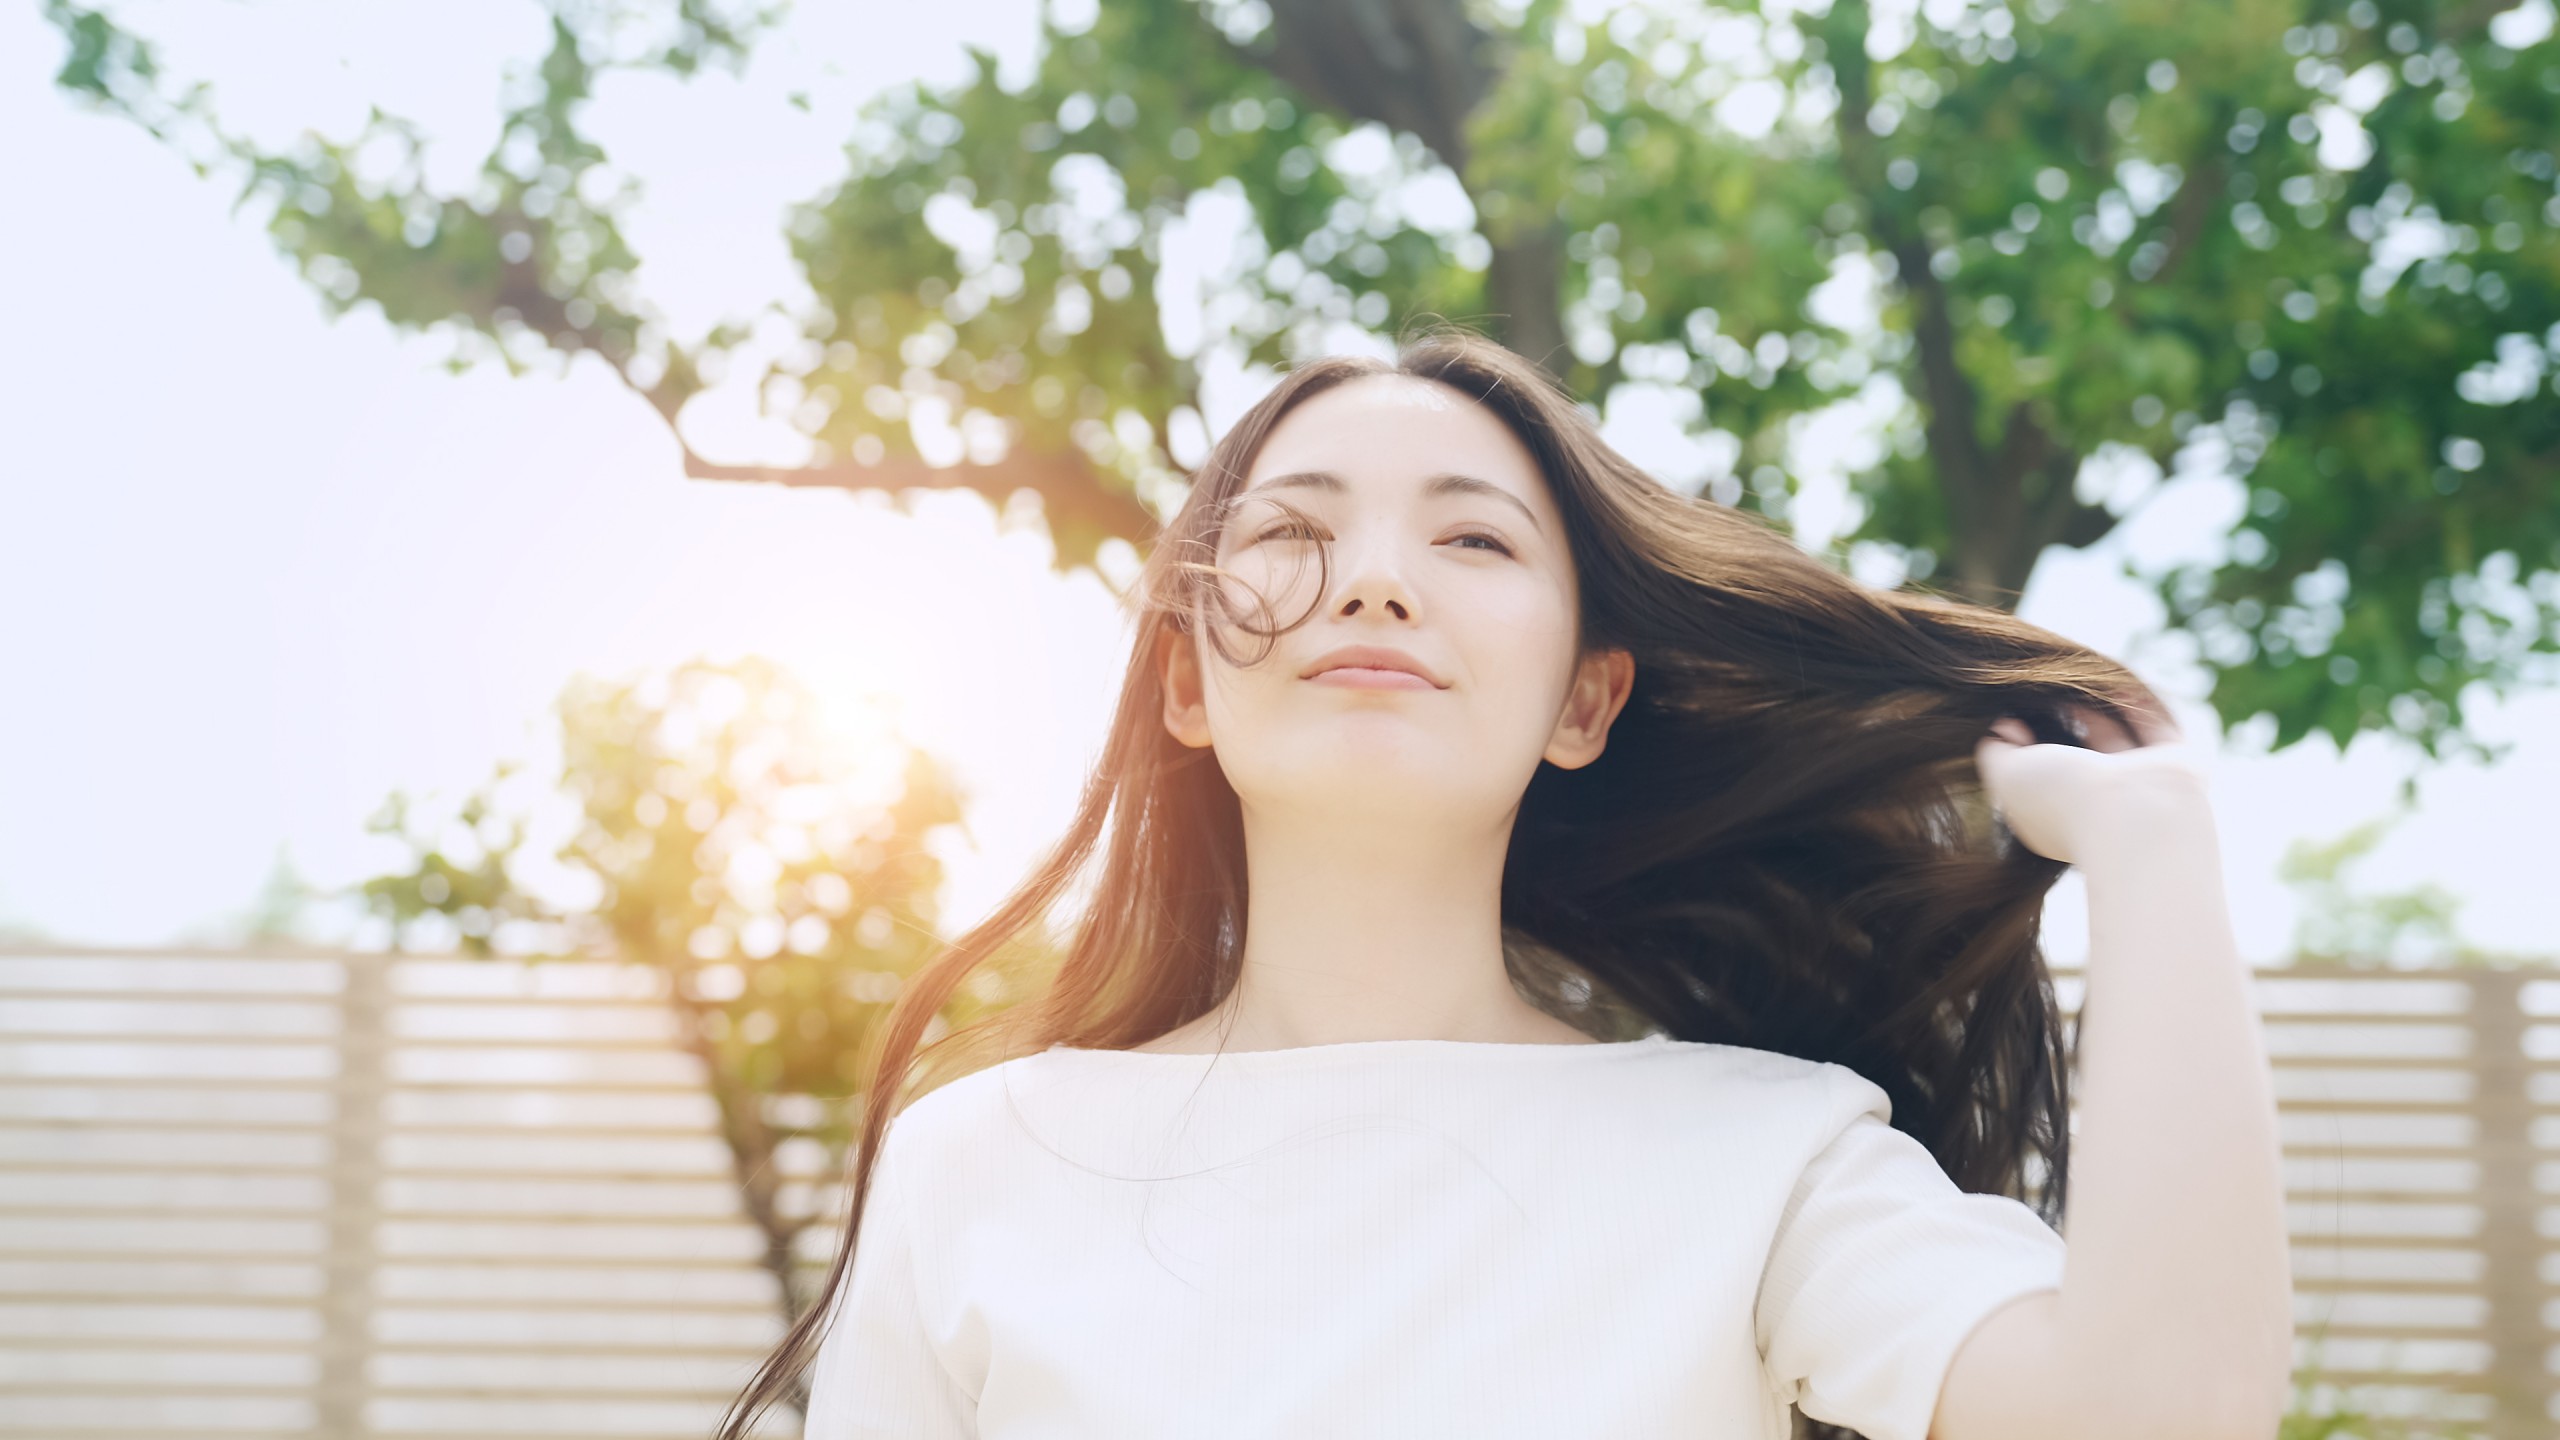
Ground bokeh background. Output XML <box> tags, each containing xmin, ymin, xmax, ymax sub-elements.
<box><xmin>5</xmin><ymin>0</ymin><xmax>2560</xmax><ymax>1436</ymax></box>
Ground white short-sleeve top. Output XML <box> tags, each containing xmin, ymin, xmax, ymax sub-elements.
<box><xmin>804</xmin><ymin>1032</ymin><xmax>2066</xmax><ymax>1440</ymax></box>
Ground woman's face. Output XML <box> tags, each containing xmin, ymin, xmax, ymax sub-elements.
<box><xmin>1159</xmin><ymin>374</ymin><xmax>1634</xmax><ymax>827</ymax></box>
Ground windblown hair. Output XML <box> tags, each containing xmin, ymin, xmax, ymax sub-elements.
<box><xmin>719</xmin><ymin>326</ymin><xmax>2155</xmax><ymax>1439</ymax></box>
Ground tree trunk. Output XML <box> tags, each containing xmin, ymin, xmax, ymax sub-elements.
<box><xmin>1249</xmin><ymin>0</ymin><xmax>1570</xmax><ymax>377</ymax></box>
<box><xmin>1830</xmin><ymin>4</ymin><xmax>2117</xmax><ymax>610</ymax></box>
<box><xmin>1484</xmin><ymin>220</ymin><xmax>1571</xmax><ymax>378</ymax></box>
<box><xmin>664</xmin><ymin>979</ymin><xmax>813</xmax><ymax>1415</ymax></box>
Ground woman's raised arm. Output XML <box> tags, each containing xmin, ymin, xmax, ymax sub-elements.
<box><xmin>1932</xmin><ymin>712</ymin><xmax>2294</xmax><ymax>1440</ymax></box>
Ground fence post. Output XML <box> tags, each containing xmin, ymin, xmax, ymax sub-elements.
<box><xmin>315</xmin><ymin>950</ymin><xmax>387</xmax><ymax>1436</ymax></box>
<box><xmin>2470</xmin><ymin>967</ymin><xmax>2543</xmax><ymax>1438</ymax></box>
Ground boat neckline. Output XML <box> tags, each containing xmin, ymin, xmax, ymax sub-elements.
<box><xmin>1044</xmin><ymin>1032</ymin><xmax>1677</xmax><ymax>1061</ymax></box>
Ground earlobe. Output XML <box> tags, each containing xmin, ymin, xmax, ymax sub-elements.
<box><xmin>1158</xmin><ymin>625</ymin><xmax>1215</xmax><ymax>750</ymax></box>
<box><xmin>1543</xmin><ymin>647</ymin><xmax>1635</xmax><ymax>770</ymax></box>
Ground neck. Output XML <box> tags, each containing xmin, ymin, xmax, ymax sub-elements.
<box><xmin>1196</xmin><ymin>800</ymin><xmax>1569</xmax><ymax>1049</ymax></box>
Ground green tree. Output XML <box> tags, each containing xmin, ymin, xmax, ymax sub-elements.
<box><xmin>43</xmin><ymin>0</ymin><xmax>2560</xmax><ymax>754</ymax></box>
<box><xmin>239</xmin><ymin>848</ymin><xmax>319</xmax><ymax>944</ymax></box>
<box><xmin>2276</xmin><ymin>801</ymin><xmax>2472</xmax><ymax>964</ymax></box>
<box><xmin>357</xmin><ymin>657</ymin><xmax>1039</xmax><ymax>1362</ymax></box>
<box><xmin>360</xmin><ymin>778</ymin><xmax>539</xmax><ymax>954</ymax></box>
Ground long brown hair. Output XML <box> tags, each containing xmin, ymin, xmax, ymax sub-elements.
<box><xmin>718</xmin><ymin>326</ymin><xmax>2153</xmax><ymax>1437</ymax></box>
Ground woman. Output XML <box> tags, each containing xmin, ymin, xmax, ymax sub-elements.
<box><xmin>731</xmin><ymin>329</ymin><xmax>2292</xmax><ymax>1440</ymax></box>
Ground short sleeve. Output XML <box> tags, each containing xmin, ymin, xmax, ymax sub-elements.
<box><xmin>803</xmin><ymin>1117</ymin><xmax>977</xmax><ymax>1440</ymax></box>
<box><xmin>1753</xmin><ymin>1068</ymin><xmax>2067</xmax><ymax>1440</ymax></box>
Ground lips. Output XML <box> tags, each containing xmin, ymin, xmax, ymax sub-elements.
<box><xmin>1300</xmin><ymin>644</ymin><xmax>1448</xmax><ymax>689</ymax></box>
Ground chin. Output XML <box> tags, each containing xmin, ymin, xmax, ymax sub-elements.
<box><xmin>1233</xmin><ymin>742</ymin><xmax>1485</xmax><ymax>817</ymax></box>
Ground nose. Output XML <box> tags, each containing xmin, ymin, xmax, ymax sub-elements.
<box><xmin>1331</xmin><ymin>539</ymin><xmax>1415</xmax><ymax>622</ymax></box>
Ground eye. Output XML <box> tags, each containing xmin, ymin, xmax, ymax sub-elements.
<box><xmin>1444</xmin><ymin>529</ymin><xmax>1514</xmax><ymax>556</ymax></box>
<box><xmin>1252</xmin><ymin>520</ymin><xmax>1326</xmax><ymax>545</ymax></box>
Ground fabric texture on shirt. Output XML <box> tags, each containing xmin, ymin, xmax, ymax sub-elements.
<box><xmin>803</xmin><ymin>1033</ymin><xmax>2066</xmax><ymax>1440</ymax></box>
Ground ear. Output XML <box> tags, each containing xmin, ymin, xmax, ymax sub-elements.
<box><xmin>1157</xmin><ymin>624</ymin><xmax>1215</xmax><ymax>750</ymax></box>
<box><xmin>1543</xmin><ymin>646</ymin><xmax>1635</xmax><ymax>770</ymax></box>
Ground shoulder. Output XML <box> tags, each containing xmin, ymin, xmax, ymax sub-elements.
<box><xmin>1661</xmin><ymin>1039</ymin><xmax>1881</xmax><ymax>1111</ymax></box>
<box><xmin>1654</xmin><ymin>1042</ymin><xmax>1910</xmax><ymax>1178</ymax></box>
<box><xmin>878</xmin><ymin>1054</ymin><xmax>1039</xmax><ymax>1156</ymax></box>
<box><xmin>1602</xmin><ymin>1039</ymin><xmax>1891</xmax><ymax>1167</ymax></box>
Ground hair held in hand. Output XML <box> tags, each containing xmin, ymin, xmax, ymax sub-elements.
<box><xmin>719</xmin><ymin>326</ymin><xmax>2161</xmax><ymax>1439</ymax></box>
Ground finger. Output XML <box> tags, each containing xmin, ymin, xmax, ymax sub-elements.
<box><xmin>1987</xmin><ymin>716</ymin><xmax>2036</xmax><ymax>748</ymax></box>
<box><xmin>2079</xmin><ymin>705</ymin><xmax>2143</xmax><ymax>754</ymax></box>
<box><xmin>1973</xmin><ymin>731</ymin><xmax>2028</xmax><ymax>786</ymax></box>
<box><xmin>1972</xmin><ymin>735</ymin><xmax>2010</xmax><ymax>787</ymax></box>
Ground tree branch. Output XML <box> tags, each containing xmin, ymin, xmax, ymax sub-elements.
<box><xmin>2146</xmin><ymin>157</ymin><xmax>2226</xmax><ymax>288</ymax></box>
<box><xmin>664</xmin><ymin>978</ymin><xmax>812</xmax><ymax>1416</ymax></box>
<box><xmin>676</xmin><ymin>444</ymin><xmax>1161</xmax><ymax>543</ymax></box>
<box><xmin>2442</xmin><ymin>0</ymin><xmax>2526</xmax><ymax>41</ymax></box>
<box><xmin>520</xmin><ymin>282</ymin><xmax>1165</xmax><ymax>550</ymax></box>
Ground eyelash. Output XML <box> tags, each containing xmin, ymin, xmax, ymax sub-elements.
<box><xmin>1251</xmin><ymin>524</ymin><xmax>1513</xmax><ymax>558</ymax></box>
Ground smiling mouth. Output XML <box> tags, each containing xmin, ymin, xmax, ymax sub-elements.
<box><xmin>1307</xmin><ymin>666</ymin><xmax>1438</xmax><ymax>691</ymax></box>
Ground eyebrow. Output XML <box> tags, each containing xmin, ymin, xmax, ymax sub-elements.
<box><xmin>1247</xmin><ymin>470</ymin><xmax>1544</xmax><ymax>533</ymax></box>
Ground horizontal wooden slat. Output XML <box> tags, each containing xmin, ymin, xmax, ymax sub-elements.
<box><xmin>0</xmin><ymin>1218</ymin><xmax>330</xmax><ymax>1261</ymax></box>
<box><xmin>381</xmin><ymin>1134</ymin><xmax>732</xmax><ymax>1177</ymax></box>
<box><xmin>390</xmin><ymin>1006</ymin><xmax>678</xmax><ymax>1046</ymax></box>
<box><xmin>0</xmin><ymin>998</ymin><xmax>339</xmax><ymax>1039</ymax></box>
<box><xmin>0</xmin><ymin>1085</ymin><xmax>333</xmax><ymax>1126</ymax></box>
<box><xmin>366</xmin><ymin>1349</ymin><xmax>761</xmax><ymax>1395</ymax></box>
<box><xmin>390</xmin><ymin>963</ymin><xmax>669</xmax><ymax>1003</ymax></box>
<box><xmin>0</xmin><ymin>955</ymin><xmax>342</xmax><ymax>996</ymax></box>
<box><xmin>382</xmin><ymin>1091</ymin><xmax>714</xmax><ymax>1132</ymax></box>
<box><xmin>0</xmin><ymin>1043</ymin><xmax>337</xmax><ymax>1082</ymax></box>
<box><xmin>0</xmin><ymin>1171</ymin><xmax>329</xmax><ymax>1213</ymax></box>
<box><xmin>374</xmin><ymin>1221</ymin><xmax>766</xmax><ymax>1262</ymax></box>
<box><xmin>387</xmin><ymin>1050</ymin><xmax>703</xmax><ymax>1087</ymax></box>
<box><xmin>0</xmin><ymin>1346</ymin><xmax>318</xmax><ymax>1388</ymax></box>
<box><xmin>369</xmin><ymin>1307</ymin><xmax>780</xmax><ymax>1349</ymax></box>
<box><xmin>0</xmin><ymin>1303</ymin><xmax>323</xmax><ymax>1343</ymax></box>
<box><xmin>0</xmin><ymin>1127</ymin><xmax>330</xmax><ymax>1170</ymax></box>
<box><xmin>0</xmin><ymin>1394</ymin><xmax>316</xmax><ymax>1431</ymax></box>
<box><xmin>0</xmin><ymin>1260</ymin><xmax>324</xmax><ymax>1300</ymax></box>
<box><xmin>372</xmin><ymin>1264</ymin><xmax>779</xmax><ymax>1307</ymax></box>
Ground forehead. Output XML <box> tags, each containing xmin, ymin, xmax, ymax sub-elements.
<box><xmin>1245</xmin><ymin>375</ymin><xmax>1550</xmax><ymax>505</ymax></box>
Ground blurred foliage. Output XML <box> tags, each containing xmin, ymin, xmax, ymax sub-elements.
<box><xmin>2277</xmin><ymin>800</ymin><xmax>2473</xmax><ymax>964</ymax></box>
<box><xmin>2277</xmin><ymin>1382</ymin><xmax>2442</xmax><ymax>1440</ymax></box>
<box><xmin>43</xmin><ymin>0</ymin><xmax>2560</xmax><ymax>756</ymax></box>
<box><xmin>361</xmin><ymin>774</ymin><xmax>540</xmax><ymax>955</ymax></box>
<box><xmin>357</xmin><ymin>655</ymin><xmax>1041</xmax><ymax>1101</ymax></box>
<box><xmin>542</xmin><ymin>658</ymin><xmax>1018</xmax><ymax>1099</ymax></box>
<box><xmin>357</xmin><ymin>656</ymin><xmax>1042</xmax><ymax>1317</ymax></box>
<box><xmin>239</xmin><ymin>847</ymin><xmax>320</xmax><ymax>945</ymax></box>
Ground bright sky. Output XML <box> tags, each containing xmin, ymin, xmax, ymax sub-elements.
<box><xmin>2</xmin><ymin>0</ymin><xmax>2552</xmax><ymax>963</ymax></box>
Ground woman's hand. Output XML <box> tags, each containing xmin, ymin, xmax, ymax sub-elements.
<box><xmin>1972</xmin><ymin>699</ymin><xmax>2210</xmax><ymax>866</ymax></box>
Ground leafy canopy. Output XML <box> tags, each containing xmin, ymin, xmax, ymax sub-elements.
<box><xmin>45</xmin><ymin>0</ymin><xmax>2560</xmax><ymax>756</ymax></box>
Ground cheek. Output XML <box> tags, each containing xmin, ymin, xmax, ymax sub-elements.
<box><xmin>1463</xmin><ymin>574</ymin><xmax>1580</xmax><ymax>671</ymax></box>
<box><xmin>1462</xmin><ymin>577</ymin><xmax>1585</xmax><ymax>734</ymax></box>
<box><xmin>1195</xmin><ymin>647</ymin><xmax>1287</xmax><ymax>746</ymax></box>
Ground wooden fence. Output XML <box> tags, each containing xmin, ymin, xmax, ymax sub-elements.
<box><xmin>0</xmin><ymin>948</ymin><xmax>813</xmax><ymax>1439</ymax></box>
<box><xmin>2</xmin><ymin>946</ymin><xmax>2556</xmax><ymax>1437</ymax></box>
